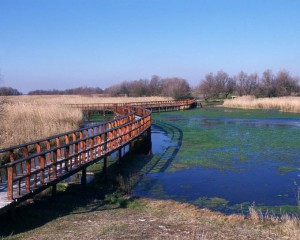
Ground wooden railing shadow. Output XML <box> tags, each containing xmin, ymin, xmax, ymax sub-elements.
<box><xmin>114</xmin><ymin>121</ymin><xmax>183</xmax><ymax>192</ymax></box>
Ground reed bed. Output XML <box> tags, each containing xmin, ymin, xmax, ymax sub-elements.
<box><xmin>0</xmin><ymin>101</ymin><xmax>83</xmax><ymax>149</ymax></box>
<box><xmin>0</xmin><ymin>95</ymin><xmax>172</xmax><ymax>149</ymax></box>
<box><xmin>223</xmin><ymin>95</ymin><xmax>300</xmax><ymax>113</ymax></box>
<box><xmin>6</xmin><ymin>95</ymin><xmax>172</xmax><ymax>105</ymax></box>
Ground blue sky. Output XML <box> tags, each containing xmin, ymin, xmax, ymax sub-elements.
<box><xmin>0</xmin><ymin>0</ymin><xmax>299</xmax><ymax>93</ymax></box>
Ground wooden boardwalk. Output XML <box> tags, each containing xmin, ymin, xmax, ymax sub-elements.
<box><xmin>0</xmin><ymin>99</ymin><xmax>196</xmax><ymax>214</ymax></box>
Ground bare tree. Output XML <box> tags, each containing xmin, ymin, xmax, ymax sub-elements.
<box><xmin>257</xmin><ymin>70</ymin><xmax>300</xmax><ymax>97</ymax></box>
<box><xmin>259</xmin><ymin>69</ymin><xmax>277</xmax><ymax>97</ymax></box>
<box><xmin>0</xmin><ymin>87</ymin><xmax>22</xmax><ymax>96</ymax></box>
<box><xmin>149</xmin><ymin>75</ymin><xmax>162</xmax><ymax>96</ymax></box>
<box><xmin>236</xmin><ymin>71</ymin><xmax>258</xmax><ymax>96</ymax></box>
<box><xmin>198</xmin><ymin>71</ymin><xmax>236</xmax><ymax>99</ymax></box>
<box><xmin>274</xmin><ymin>70</ymin><xmax>299</xmax><ymax>96</ymax></box>
<box><xmin>161</xmin><ymin>77</ymin><xmax>191</xmax><ymax>100</ymax></box>
<box><xmin>128</xmin><ymin>79</ymin><xmax>149</xmax><ymax>97</ymax></box>
<box><xmin>198</xmin><ymin>73</ymin><xmax>218</xmax><ymax>99</ymax></box>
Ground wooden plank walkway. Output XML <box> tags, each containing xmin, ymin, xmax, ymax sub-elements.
<box><xmin>0</xmin><ymin>99</ymin><xmax>196</xmax><ymax>214</ymax></box>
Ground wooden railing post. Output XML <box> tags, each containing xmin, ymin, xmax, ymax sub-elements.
<box><xmin>25</xmin><ymin>158</ymin><xmax>31</xmax><ymax>193</ymax></box>
<box><xmin>7</xmin><ymin>166</ymin><xmax>13</xmax><ymax>200</ymax></box>
<box><xmin>65</xmin><ymin>135</ymin><xmax>70</xmax><ymax>172</ymax></box>
<box><xmin>40</xmin><ymin>154</ymin><xmax>45</xmax><ymax>185</ymax></box>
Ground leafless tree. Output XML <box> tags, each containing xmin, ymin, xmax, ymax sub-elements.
<box><xmin>274</xmin><ymin>70</ymin><xmax>299</xmax><ymax>96</ymax></box>
<box><xmin>257</xmin><ymin>70</ymin><xmax>299</xmax><ymax>97</ymax></box>
<box><xmin>149</xmin><ymin>75</ymin><xmax>162</xmax><ymax>96</ymax></box>
<box><xmin>161</xmin><ymin>77</ymin><xmax>191</xmax><ymax>100</ymax></box>
<box><xmin>198</xmin><ymin>73</ymin><xmax>218</xmax><ymax>99</ymax></box>
<box><xmin>259</xmin><ymin>69</ymin><xmax>277</xmax><ymax>97</ymax></box>
<box><xmin>198</xmin><ymin>71</ymin><xmax>236</xmax><ymax>99</ymax></box>
<box><xmin>128</xmin><ymin>79</ymin><xmax>149</xmax><ymax>97</ymax></box>
<box><xmin>0</xmin><ymin>87</ymin><xmax>22</xmax><ymax>96</ymax></box>
<box><xmin>236</xmin><ymin>71</ymin><xmax>258</xmax><ymax>96</ymax></box>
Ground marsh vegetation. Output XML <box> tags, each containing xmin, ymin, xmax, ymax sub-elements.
<box><xmin>224</xmin><ymin>95</ymin><xmax>300</xmax><ymax>113</ymax></box>
<box><xmin>0</xmin><ymin>95</ymin><xmax>171</xmax><ymax>149</ymax></box>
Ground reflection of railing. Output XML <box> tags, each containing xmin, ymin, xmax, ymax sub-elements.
<box><xmin>0</xmin><ymin>99</ymin><xmax>195</xmax><ymax>210</ymax></box>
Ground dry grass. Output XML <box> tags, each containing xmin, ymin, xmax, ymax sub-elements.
<box><xmin>4</xmin><ymin>95</ymin><xmax>172</xmax><ymax>105</ymax></box>
<box><xmin>223</xmin><ymin>95</ymin><xmax>300</xmax><ymax>113</ymax></box>
<box><xmin>0</xmin><ymin>95</ymin><xmax>172</xmax><ymax>149</ymax></box>
<box><xmin>248</xmin><ymin>206</ymin><xmax>300</xmax><ymax>239</ymax></box>
<box><xmin>0</xmin><ymin>100</ymin><xmax>83</xmax><ymax>149</ymax></box>
<box><xmin>4</xmin><ymin>197</ymin><xmax>300</xmax><ymax>240</ymax></box>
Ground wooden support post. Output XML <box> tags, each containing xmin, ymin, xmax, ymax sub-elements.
<box><xmin>117</xmin><ymin>148</ymin><xmax>122</xmax><ymax>163</ymax></box>
<box><xmin>81</xmin><ymin>167</ymin><xmax>87</xmax><ymax>186</ymax></box>
<box><xmin>103</xmin><ymin>156</ymin><xmax>107</xmax><ymax>180</ymax></box>
<box><xmin>52</xmin><ymin>184</ymin><xmax>57</xmax><ymax>198</ymax></box>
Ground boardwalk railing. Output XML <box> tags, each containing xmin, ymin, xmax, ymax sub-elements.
<box><xmin>68</xmin><ymin>98</ymin><xmax>196</xmax><ymax>111</ymax></box>
<box><xmin>0</xmin><ymin>99</ymin><xmax>195</xmax><ymax>211</ymax></box>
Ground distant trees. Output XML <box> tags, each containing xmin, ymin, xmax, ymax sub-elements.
<box><xmin>0</xmin><ymin>87</ymin><xmax>22</xmax><ymax>96</ymax></box>
<box><xmin>28</xmin><ymin>87</ymin><xmax>103</xmax><ymax>95</ymax></box>
<box><xmin>198</xmin><ymin>71</ymin><xmax>235</xmax><ymax>99</ymax></box>
<box><xmin>235</xmin><ymin>71</ymin><xmax>258</xmax><ymax>96</ymax></box>
<box><xmin>197</xmin><ymin>70</ymin><xmax>300</xmax><ymax>99</ymax></box>
<box><xmin>105</xmin><ymin>76</ymin><xmax>191</xmax><ymax>100</ymax></box>
<box><xmin>161</xmin><ymin>78</ymin><xmax>191</xmax><ymax>99</ymax></box>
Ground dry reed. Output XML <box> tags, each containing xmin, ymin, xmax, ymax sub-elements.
<box><xmin>0</xmin><ymin>95</ymin><xmax>172</xmax><ymax>149</ymax></box>
<box><xmin>0</xmin><ymin>100</ymin><xmax>83</xmax><ymax>148</ymax></box>
<box><xmin>248</xmin><ymin>206</ymin><xmax>300</xmax><ymax>239</ymax></box>
<box><xmin>223</xmin><ymin>95</ymin><xmax>300</xmax><ymax>113</ymax></box>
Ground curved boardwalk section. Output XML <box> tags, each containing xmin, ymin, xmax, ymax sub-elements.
<box><xmin>0</xmin><ymin>99</ymin><xmax>196</xmax><ymax>214</ymax></box>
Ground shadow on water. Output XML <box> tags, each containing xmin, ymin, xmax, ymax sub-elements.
<box><xmin>148</xmin><ymin>122</ymin><xmax>183</xmax><ymax>173</ymax></box>
<box><xmin>114</xmin><ymin>122</ymin><xmax>183</xmax><ymax>192</ymax></box>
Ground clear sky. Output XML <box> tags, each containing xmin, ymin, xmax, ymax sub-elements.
<box><xmin>0</xmin><ymin>0</ymin><xmax>299</xmax><ymax>93</ymax></box>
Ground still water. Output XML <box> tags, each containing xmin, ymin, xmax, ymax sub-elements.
<box><xmin>134</xmin><ymin>108</ymin><xmax>300</xmax><ymax>214</ymax></box>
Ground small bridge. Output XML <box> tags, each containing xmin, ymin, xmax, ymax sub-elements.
<box><xmin>0</xmin><ymin>99</ymin><xmax>196</xmax><ymax>214</ymax></box>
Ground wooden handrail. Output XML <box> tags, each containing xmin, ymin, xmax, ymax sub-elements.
<box><xmin>0</xmin><ymin>99</ymin><xmax>195</xmax><ymax>202</ymax></box>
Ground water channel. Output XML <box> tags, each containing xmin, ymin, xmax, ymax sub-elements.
<box><xmin>133</xmin><ymin>107</ymin><xmax>300</xmax><ymax>215</ymax></box>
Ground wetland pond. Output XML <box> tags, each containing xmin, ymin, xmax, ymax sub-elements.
<box><xmin>133</xmin><ymin>107</ymin><xmax>300</xmax><ymax>215</ymax></box>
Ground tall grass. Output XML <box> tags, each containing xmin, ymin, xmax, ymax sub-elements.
<box><xmin>224</xmin><ymin>95</ymin><xmax>300</xmax><ymax>113</ymax></box>
<box><xmin>7</xmin><ymin>95</ymin><xmax>172</xmax><ymax>105</ymax></box>
<box><xmin>0</xmin><ymin>95</ymin><xmax>172</xmax><ymax>149</ymax></box>
<box><xmin>0</xmin><ymin>101</ymin><xmax>83</xmax><ymax>148</ymax></box>
<box><xmin>248</xmin><ymin>206</ymin><xmax>300</xmax><ymax>238</ymax></box>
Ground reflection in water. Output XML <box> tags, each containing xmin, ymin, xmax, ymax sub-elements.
<box><xmin>134</xmin><ymin>108</ymin><xmax>300</xmax><ymax>214</ymax></box>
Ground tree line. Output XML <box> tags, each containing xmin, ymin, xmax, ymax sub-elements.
<box><xmin>0</xmin><ymin>87</ymin><xmax>22</xmax><ymax>96</ymax></box>
<box><xmin>1</xmin><ymin>70</ymin><xmax>299</xmax><ymax>99</ymax></box>
<box><xmin>104</xmin><ymin>76</ymin><xmax>191</xmax><ymax>100</ymax></box>
<box><xmin>196</xmin><ymin>70</ymin><xmax>300</xmax><ymax>99</ymax></box>
<box><xmin>27</xmin><ymin>86</ymin><xmax>104</xmax><ymax>95</ymax></box>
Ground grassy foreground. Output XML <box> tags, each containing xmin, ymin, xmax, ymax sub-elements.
<box><xmin>0</xmin><ymin>182</ymin><xmax>299</xmax><ymax>240</ymax></box>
